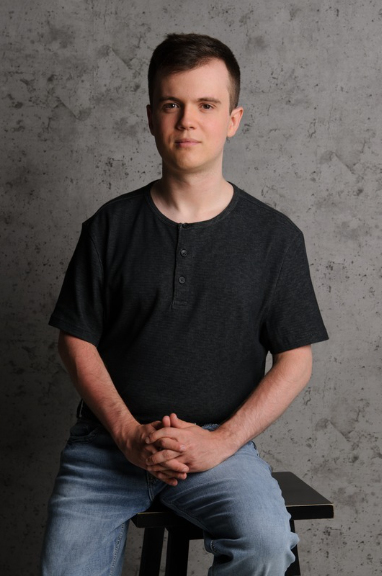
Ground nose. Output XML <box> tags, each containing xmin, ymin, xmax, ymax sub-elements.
<box><xmin>176</xmin><ymin>105</ymin><xmax>196</xmax><ymax>130</ymax></box>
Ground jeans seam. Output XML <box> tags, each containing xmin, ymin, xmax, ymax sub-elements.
<box><xmin>109</xmin><ymin>523</ymin><xmax>126</xmax><ymax>576</ymax></box>
<box><xmin>160</xmin><ymin>500</ymin><xmax>207</xmax><ymax>533</ymax></box>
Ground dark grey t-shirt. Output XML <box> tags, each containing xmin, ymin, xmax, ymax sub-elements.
<box><xmin>49</xmin><ymin>183</ymin><xmax>328</xmax><ymax>424</ymax></box>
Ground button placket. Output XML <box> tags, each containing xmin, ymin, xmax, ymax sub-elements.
<box><xmin>173</xmin><ymin>224</ymin><xmax>192</xmax><ymax>307</ymax></box>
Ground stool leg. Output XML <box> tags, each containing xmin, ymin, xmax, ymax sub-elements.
<box><xmin>286</xmin><ymin>520</ymin><xmax>301</xmax><ymax>576</ymax></box>
<box><xmin>164</xmin><ymin>527</ymin><xmax>190</xmax><ymax>576</ymax></box>
<box><xmin>139</xmin><ymin>527</ymin><xmax>165</xmax><ymax>576</ymax></box>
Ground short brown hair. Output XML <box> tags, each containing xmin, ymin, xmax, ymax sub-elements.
<box><xmin>148</xmin><ymin>33</ymin><xmax>241</xmax><ymax>111</ymax></box>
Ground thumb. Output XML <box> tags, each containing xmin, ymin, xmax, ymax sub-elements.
<box><xmin>162</xmin><ymin>415</ymin><xmax>171</xmax><ymax>427</ymax></box>
<box><xmin>170</xmin><ymin>413</ymin><xmax>190</xmax><ymax>428</ymax></box>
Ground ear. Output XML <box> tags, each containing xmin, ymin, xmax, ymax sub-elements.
<box><xmin>146</xmin><ymin>104</ymin><xmax>154</xmax><ymax>135</ymax></box>
<box><xmin>227</xmin><ymin>106</ymin><xmax>244</xmax><ymax>138</ymax></box>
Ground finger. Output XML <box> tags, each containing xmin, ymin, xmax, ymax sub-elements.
<box><xmin>147</xmin><ymin>459</ymin><xmax>189</xmax><ymax>474</ymax></box>
<box><xmin>142</xmin><ymin>444</ymin><xmax>159</xmax><ymax>456</ymax></box>
<box><xmin>151</xmin><ymin>421</ymin><xmax>163</xmax><ymax>430</ymax></box>
<box><xmin>154</xmin><ymin>469</ymin><xmax>188</xmax><ymax>480</ymax></box>
<box><xmin>146</xmin><ymin>449</ymin><xmax>184</xmax><ymax>466</ymax></box>
<box><xmin>147</xmin><ymin>463</ymin><xmax>188</xmax><ymax>475</ymax></box>
<box><xmin>152</xmin><ymin>470</ymin><xmax>187</xmax><ymax>482</ymax></box>
<box><xmin>162</xmin><ymin>415</ymin><xmax>171</xmax><ymax>427</ymax></box>
<box><xmin>151</xmin><ymin>472</ymin><xmax>179</xmax><ymax>486</ymax></box>
<box><xmin>170</xmin><ymin>413</ymin><xmax>179</xmax><ymax>427</ymax></box>
<box><xmin>169</xmin><ymin>413</ymin><xmax>191</xmax><ymax>429</ymax></box>
<box><xmin>154</xmin><ymin>437</ymin><xmax>186</xmax><ymax>452</ymax></box>
<box><xmin>145</xmin><ymin>427</ymin><xmax>180</xmax><ymax>444</ymax></box>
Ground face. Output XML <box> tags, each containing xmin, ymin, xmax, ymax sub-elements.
<box><xmin>147</xmin><ymin>59</ymin><xmax>243</xmax><ymax>176</ymax></box>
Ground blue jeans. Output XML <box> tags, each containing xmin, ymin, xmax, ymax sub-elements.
<box><xmin>40</xmin><ymin>420</ymin><xmax>298</xmax><ymax>575</ymax></box>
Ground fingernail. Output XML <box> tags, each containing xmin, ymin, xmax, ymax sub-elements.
<box><xmin>180</xmin><ymin>444</ymin><xmax>186</xmax><ymax>451</ymax></box>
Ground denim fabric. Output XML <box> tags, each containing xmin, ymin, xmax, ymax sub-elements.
<box><xmin>40</xmin><ymin>420</ymin><xmax>298</xmax><ymax>576</ymax></box>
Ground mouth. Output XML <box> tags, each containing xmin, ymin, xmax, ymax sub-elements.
<box><xmin>175</xmin><ymin>139</ymin><xmax>201</xmax><ymax>146</ymax></box>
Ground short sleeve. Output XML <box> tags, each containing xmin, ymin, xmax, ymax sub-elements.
<box><xmin>261</xmin><ymin>232</ymin><xmax>329</xmax><ymax>354</ymax></box>
<box><xmin>49</xmin><ymin>224</ymin><xmax>104</xmax><ymax>346</ymax></box>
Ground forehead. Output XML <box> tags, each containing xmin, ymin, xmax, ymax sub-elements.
<box><xmin>153</xmin><ymin>59</ymin><xmax>232</xmax><ymax>102</ymax></box>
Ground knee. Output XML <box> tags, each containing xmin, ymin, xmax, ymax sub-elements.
<box><xmin>256</xmin><ymin>521</ymin><xmax>297</xmax><ymax>563</ymax></box>
<box><xmin>237</xmin><ymin>519</ymin><xmax>298</xmax><ymax>572</ymax></box>
<box><xmin>222</xmin><ymin>518</ymin><xmax>297</xmax><ymax>568</ymax></box>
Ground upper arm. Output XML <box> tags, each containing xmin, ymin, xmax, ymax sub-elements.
<box><xmin>50</xmin><ymin>225</ymin><xmax>104</xmax><ymax>347</ymax></box>
<box><xmin>272</xmin><ymin>345</ymin><xmax>313</xmax><ymax>383</ymax></box>
<box><xmin>58</xmin><ymin>330</ymin><xmax>98</xmax><ymax>363</ymax></box>
<box><xmin>261</xmin><ymin>233</ymin><xmax>328</xmax><ymax>354</ymax></box>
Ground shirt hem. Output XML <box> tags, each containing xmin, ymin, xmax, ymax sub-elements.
<box><xmin>270</xmin><ymin>332</ymin><xmax>329</xmax><ymax>354</ymax></box>
<box><xmin>48</xmin><ymin>316</ymin><xmax>100</xmax><ymax>346</ymax></box>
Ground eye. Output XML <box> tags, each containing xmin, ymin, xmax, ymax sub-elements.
<box><xmin>163</xmin><ymin>102</ymin><xmax>179</xmax><ymax>110</ymax></box>
<box><xmin>201</xmin><ymin>103</ymin><xmax>214</xmax><ymax>110</ymax></box>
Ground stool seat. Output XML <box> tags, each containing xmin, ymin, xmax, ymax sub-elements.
<box><xmin>132</xmin><ymin>471</ymin><xmax>333</xmax><ymax>576</ymax></box>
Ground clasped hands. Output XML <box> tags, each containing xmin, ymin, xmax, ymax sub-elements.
<box><xmin>122</xmin><ymin>413</ymin><xmax>230</xmax><ymax>486</ymax></box>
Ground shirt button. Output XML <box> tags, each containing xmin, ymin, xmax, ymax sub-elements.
<box><xmin>180</xmin><ymin>249</ymin><xmax>188</xmax><ymax>257</ymax></box>
<box><xmin>178</xmin><ymin>276</ymin><xmax>186</xmax><ymax>284</ymax></box>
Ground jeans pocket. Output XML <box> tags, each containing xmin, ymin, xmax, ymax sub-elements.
<box><xmin>67</xmin><ymin>419</ymin><xmax>102</xmax><ymax>444</ymax></box>
<box><xmin>249</xmin><ymin>441</ymin><xmax>273</xmax><ymax>473</ymax></box>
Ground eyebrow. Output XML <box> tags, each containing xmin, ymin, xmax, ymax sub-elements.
<box><xmin>158</xmin><ymin>96</ymin><xmax>222</xmax><ymax>105</ymax></box>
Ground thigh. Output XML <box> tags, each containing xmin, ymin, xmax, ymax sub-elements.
<box><xmin>159</xmin><ymin>441</ymin><xmax>297</xmax><ymax>574</ymax></box>
<box><xmin>160</xmin><ymin>441</ymin><xmax>289</xmax><ymax>533</ymax></box>
<box><xmin>40</xmin><ymin>419</ymin><xmax>151</xmax><ymax>576</ymax></box>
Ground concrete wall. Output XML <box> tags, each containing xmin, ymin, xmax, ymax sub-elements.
<box><xmin>1</xmin><ymin>0</ymin><xmax>381</xmax><ymax>574</ymax></box>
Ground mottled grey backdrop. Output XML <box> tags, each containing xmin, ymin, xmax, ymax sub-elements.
<box><xmin>1</xmin><ymin>1</ymin><xmax>381</xmax><ymax>574</ymax></box>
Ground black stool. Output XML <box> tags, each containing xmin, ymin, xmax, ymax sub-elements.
<box><xmin>132</xmin><ymin>471</ymin><xmax>334</xmax><ymax>576</ymax></box>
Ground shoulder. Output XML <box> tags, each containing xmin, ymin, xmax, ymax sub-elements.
<box><xmin>81</xmin><ymin>183</ymin><xmax>151</xmax><ymax>236</ymax></box>
<box><xmin>233</xmin><ymin>184</ymin><xmax>303</xmax><ymax>241</ymax></box>
<box><xmin>88</xmin><ymin>183</ymin><xmax>149</xmax><ymax>221</ymax></box>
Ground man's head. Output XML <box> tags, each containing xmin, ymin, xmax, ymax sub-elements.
<box><xmin>148</xmin><ymin>33</ymin><xmax>241</xmax><ymax>112</ymax></box>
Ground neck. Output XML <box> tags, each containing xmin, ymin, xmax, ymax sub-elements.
<box><xmin>151</xmin><ymin>168</ymin><xmax>233</xmax><ymax>224</ymax></box>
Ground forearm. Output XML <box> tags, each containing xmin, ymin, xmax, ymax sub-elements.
<box><xmin>215</xmin><ymin>345</ymin><xmax>313</xmax><ymax>455</ymax></box>
<box><xmin>58</xmin><ymin>331</ymin><xmax>138</xmax><ymax>441</ymax></box>
<box><xmin>58</xmin><ymin>331</ymin><xmax>188</xmax><ymax>484</ymax></box>
<box><xmin>145</xmin><ymin>346</ymin><xmax>312</xmax><ymax>473</ymax></box>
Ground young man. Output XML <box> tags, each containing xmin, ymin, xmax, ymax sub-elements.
<box><xmin>41</xmin><ymin>33</ymin><xmax>328</xmax><ymax>575</ymax></box>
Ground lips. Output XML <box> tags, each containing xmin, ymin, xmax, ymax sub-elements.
<box><xmin>175</xmin><ymin>139</ymin><xmax>201</xmax><ymax>146</ymax></box>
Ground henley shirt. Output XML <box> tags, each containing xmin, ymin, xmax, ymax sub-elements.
<box><xmin>49</xmin><ymin>182</ymin><xmax>328</xmax><ymax>424</ymax></box>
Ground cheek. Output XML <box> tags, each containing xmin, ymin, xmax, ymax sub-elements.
<box><xmin>210</xmin><ymin>121</ymin><xmax>231</xmax><ymax>142</ymax></box>
<box><xmin>156</xmin><ymin>118</ymin><xmax>177</xmax><ymax>139</ymax></box>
